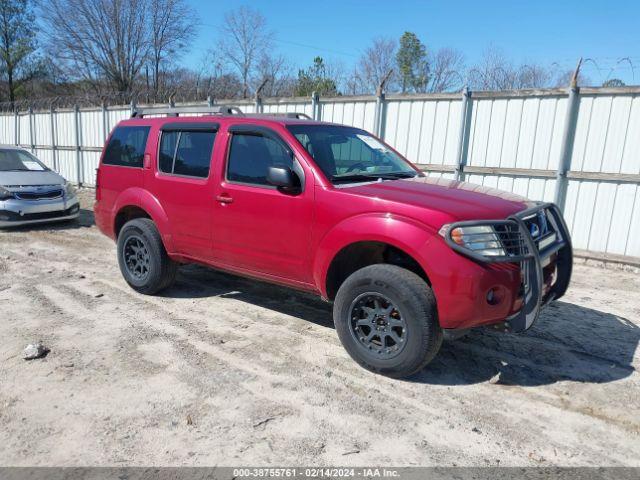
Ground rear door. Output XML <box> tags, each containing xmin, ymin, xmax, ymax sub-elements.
<box><xmin>145</xmin><ymin>122</ymin><xmax>218</xmax><ymax>259</ymax></box>
<box><xmin>211</xmin><ymin>125</ymin><xmax>314</xmax><ymax>284</ymax></box>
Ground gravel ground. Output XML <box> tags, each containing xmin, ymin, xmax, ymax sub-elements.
<box><xmin>0</xmin><ymin>189</ymin><xmax>639</xmax><ymax>467</ymax></box>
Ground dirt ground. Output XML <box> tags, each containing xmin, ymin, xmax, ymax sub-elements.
<box><xmin>0</xmin><ymin>189</ymin><xmax>639</xmax><ymax>467</ymax></box>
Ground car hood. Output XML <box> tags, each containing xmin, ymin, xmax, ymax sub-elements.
<box><xmin>346</xmin><ymin>176</ymin><xmax>534</xmax><ymax>221</ymax></box>
<box><xmin>0</xmin><ymin>170</ymin><xmax>66</xmax><ymax>188</ymax></box>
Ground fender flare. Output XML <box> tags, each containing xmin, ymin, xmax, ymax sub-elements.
<box><xmin>312</xmin><ymin>213</ymin><xmax>439</xmax><ymax>298</ymax></box>
<box><xmin>113</xmin><ymin>187</ymin><xmax>175</xmax><ymax>252</ymax></box>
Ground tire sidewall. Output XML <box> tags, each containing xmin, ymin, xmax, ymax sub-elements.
<box><xmin>117</xmin><ymin>222</ymin><xmax>162</xmax><ymax>290</ymax></box>
<box><xmin>334</xmin><ymin>269</ymin><xmax>435</xmax><ymax>372</ymax></box>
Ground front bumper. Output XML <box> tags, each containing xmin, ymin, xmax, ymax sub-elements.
<box><xmin>0</xmin><ymin>195</ymin><xmax>80</xmax><ymax>228</ymax></box>
<box><xmin>442</xmin><ymin>203</ymin><xmax>573</xmax><ymax>333</ymax></box>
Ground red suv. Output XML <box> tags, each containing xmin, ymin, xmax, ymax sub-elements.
<box><xmin>94</xmin><ymin>107</ymin><xmax>572</xmax><ymax>378</ymax></box>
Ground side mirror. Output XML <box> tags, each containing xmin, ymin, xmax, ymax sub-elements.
<box><xmin>267</xmin><ymin>165</ymin><xmax>299</xmax><ymax>191</ymax></box>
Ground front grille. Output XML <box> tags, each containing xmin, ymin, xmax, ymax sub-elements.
<box><xmin>14</xmin><ymin>189</ymin><xmax>64</xmax><ymax>200</ymax></box>
<box><xmin>495</xmin><ymin>223</ymin><xmax>529</xmax><ymax>258</ymax></box>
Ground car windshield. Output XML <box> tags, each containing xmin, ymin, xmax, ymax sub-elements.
<box><xmin>287</xmin><ymin>125</ymin><xmax>418</xmax><ymax>184</ymax></box>
<box><xmin>0</xmin><ymin>149</ymin><xmax>48</xmax><ymax>172</ymax></box>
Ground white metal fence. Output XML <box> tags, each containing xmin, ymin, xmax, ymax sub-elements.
<box><xmin>1</xmin><ymin>86</ymin><xmax>639</xmax><ymax>259</ymax></box>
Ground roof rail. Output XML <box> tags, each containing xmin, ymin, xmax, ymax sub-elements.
<box><xmin>249</xmin><ymin>112</ymin><xmax>312</xmax><ymax>120</ymax></box>
<box><xmin>131</xmin><ymin>105</ymin><xmax>244</xmax><ymax>118</ymax></box>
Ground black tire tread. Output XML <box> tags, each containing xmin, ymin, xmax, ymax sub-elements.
<box><xmin>117</xmin><ymin>218</ymin><xmax>177</xmax><ymax>295</ymax></box>
<box><xmin>333</xmin><ymin>264</ymin><xmax>442</xmax><ymax>378</ymax></box>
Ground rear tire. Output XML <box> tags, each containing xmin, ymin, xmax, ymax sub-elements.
<box><xmin>117</xmin><ymin>218</ymin><xmax>177</xmax><ymax>295</ymax></box>
<box><xmin>333</xmin><ymin>264</ymin><xmax>442</xmax><ymax>378</ymax></box>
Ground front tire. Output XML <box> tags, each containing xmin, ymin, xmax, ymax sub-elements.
<box><xmin>333</xmin><ymin>264</ymin><xmax>442</xmax><ymax>378</ymax></box>
<box><xmin>117</xmin><ymin>218</ymin><xmax>177</xmax><ymax>295</ymax></box>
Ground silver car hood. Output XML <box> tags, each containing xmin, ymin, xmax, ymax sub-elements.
<box><xmin>0</xmin><ymin>170</ymin><xmax>66</xmax><ymax>188</ymax></box>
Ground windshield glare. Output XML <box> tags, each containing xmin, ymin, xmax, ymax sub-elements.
<box><xmin>0</xmin><ymin>149</ymin><xmax>48</xmax><ymax>172</ymax></box>
<box><xmin>287</xmin><ymin>125</ymin><xmax>417</xmax><ymax>183</ymax></box>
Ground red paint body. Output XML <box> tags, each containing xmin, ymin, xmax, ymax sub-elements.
<box><xmin>95</xmin><ymin>116</ymin><xmax>540</xmax><ymax>330</ymax></box>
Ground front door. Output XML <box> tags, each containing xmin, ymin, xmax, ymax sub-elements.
<box><xmin>145</xmin><ymin>124</ymin><xmax>218</xmax><ymax>259</ymax></box>
<box><xmin>211</xmin><ymin>126</ymin><xmax>313</xmax><ymax>284</ymax></box>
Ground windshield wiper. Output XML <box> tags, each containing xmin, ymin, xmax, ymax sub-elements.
<box><xmin>331</xmin><ymin>172</ymin><xmax>417</xmax><ymax>183</ymax></box>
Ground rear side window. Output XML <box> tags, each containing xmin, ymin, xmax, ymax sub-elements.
<box><xmin>227</xmin><ymin>134</ymin><xmax>292</xmax><ymax>186</ymax></box>
<box><xmin>159</xmin><ymin>131</ymin><xmax>216</xmax><ymax>178</ymax></box>
<box><xmin>103</xmin><ymin>126</ymin><xmax>150</xmax><ymax>168</ymax></box>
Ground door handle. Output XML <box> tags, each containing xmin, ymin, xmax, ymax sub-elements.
<box><xmin>216</xmin><ymin>194</ymin><xmax>234</xmax><ymax>204</ymax></box>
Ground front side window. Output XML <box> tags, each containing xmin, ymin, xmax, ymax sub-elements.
<box><xmin>288</xmin><ymin>125</ymin><xmax>417</xmax><ymax>184</ymax></box>
<box><xmin>159</xmin><ymin>130</ymin><xmax>216</xmax><ymax>178</ymax></box>
<box><xmin>227</xmin><ymin>133</ymin><xmax>293</xmax><ymax>186</ymax></box>
<box><xmin>103</xmin><ymin>126</ymin><xmax>150</xmax><ymax>168</ymax></box>
<box><xmin>0</xmin><ymin>149</ymin><xmax>48</xmax><ymax>171</ymax></box>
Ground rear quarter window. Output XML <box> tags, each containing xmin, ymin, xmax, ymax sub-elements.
<box><xmin>102</xmin><ymin>126</ymin><xmax>150</xmax><ymax>168</ymax></box>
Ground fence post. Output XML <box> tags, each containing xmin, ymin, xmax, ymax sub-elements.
<box><xmin>74</xmin><ymin>105</ymin><xmax>82</xmax><ymax>186</ymax></box>
<box><xmin>50</xmin><ymin>105</ymin><xmax>58</xmax><ymax>172</ymax></box>
<box><xmin>454</xmin><ymin>87</ymin><xmax>473</xmax><ymax>182</ymax></box>
<box><xmin>373</xmin><ymin>70</ymin><xmax>393</xmax><ymax>139</ymax></box>
<box><xmin>14</xmin><ymin>110</ymin><xmax>19</xmax><ymax>146</ymax></box>
<box><xmin>255</xmin><ymin>78</ymin><xmax>268</xmax><ymax>114</ymax></box>
<box><xmin>101</xmin><ymin>102</ymin><xmax>108</xmax><ymax>143</ymax></box>
<box><xmin>28</xmin><ymin>107</ymin><xmax>34</xmax><ymax>153</ymax></box>
<box><xmin>207</xmin><ymin>96</ymin><xmax>214</xmax><ymax>107</ymax></box>
<box><xmin>130</xmin><ymin>100</ymin><xmax>137</xmax><ymax>117</ymax></box>
<box><xmin>311</xmin><ymin>91</ymin><xmax>319</xmax><ymax>120</ymax></box>
<box><xmin>554</xmin><ymin>60</ymin><xmax>582</xmax><ymax>212</ymax></box>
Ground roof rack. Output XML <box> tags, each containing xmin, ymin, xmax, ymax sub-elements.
<box><xmin>131</xmin><ymin>105</ymin><xmax>244</xmax><ymax>118</ymax></box>
<box><xmin>252</xmin><ymin>112</ymin><xmax>312</xmax><ymax>120</ymax></box>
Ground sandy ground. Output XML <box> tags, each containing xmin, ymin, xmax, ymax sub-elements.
<box><xmin>0</xmin><ymin>189</ymin><xmax>639</xmax><ymax>467</ymax></box>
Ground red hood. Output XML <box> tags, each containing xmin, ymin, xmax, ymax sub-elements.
<box><xmin>346</xmin><ymin>176</ymin><xmax>533</xmax><ymax>221</ymax></box>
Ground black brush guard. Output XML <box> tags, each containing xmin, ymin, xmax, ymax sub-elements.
<box><xmin>443</xmin><ymin>203</ymin><xmax>573</xmax><ymax>333</ymax></box>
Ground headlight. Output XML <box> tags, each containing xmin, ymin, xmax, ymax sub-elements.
<box><xmin>0</xmin><ymin>186</ymin><xmax>13</xmax><ymax>200</ymax></box>
<box><xmin>439</xmin><ymin>224</ymin><xmax>506</xmax><ymax>257</ymax></box>
<box><xmin>65</xmin><ymin>182</ymin><xmax>77</xmax><ymax>197</ymax></box>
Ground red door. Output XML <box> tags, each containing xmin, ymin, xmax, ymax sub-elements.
<box><xmin>211</xmin><ymin>126</ymin><xmax>314</xmax><ymax>285</ymax></box>
<box><xmin>144</xmin><ymin>123</ymin><xmax>219</xmax><ymax>259</ymax></box>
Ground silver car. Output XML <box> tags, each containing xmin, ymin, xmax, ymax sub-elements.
<box><xmin>0</xmin><ymin>146</ymin><xmax>80</xmax><ymax>228</ymax></box>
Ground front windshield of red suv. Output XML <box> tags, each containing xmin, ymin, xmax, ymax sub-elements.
<box><xmin>287</xmin><ymin>125</ymin><xmax>419</xmax><ymax>184</ymax></box>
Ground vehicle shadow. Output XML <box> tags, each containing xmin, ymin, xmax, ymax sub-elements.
<box><xmin>167</xmin><ymin>264</ymin><xmax>638</xmax><ymax>386</ymax></box>
<box><xmin>0</xmin><ymin>207</ymin><xmax>94</xmax><ymax>232</ymax></box>
<box><xmin>413</xmin><ymin>299</ymin><xmax>640</xmax><ymax>386</ymax></box>
<box><xmin>167</xmin><ymin>264</ymin><xmax>335</xmax><ymax>328</ymax></box>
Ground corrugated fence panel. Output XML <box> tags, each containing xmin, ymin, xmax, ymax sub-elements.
<box><xmin>390</xmin><ymin>99</ymin><xmax>461</xmax><ymax>166</ymax></box>
<box><xmin>33</xmin><ymin>112</ymin><xmax>53</xmax><ymax>146</ymax></box>
<box><xmin>80</xmin><ymin>109</ymin><xmax>104</xmax><ymax>148</ymax></box>
<box><xmin>0</xmin><ymin>114</ymin><xmax>15</xmax><ymax>144</ymax></box>
<box><xmin>56</xmin><ymin>110</ymin><xmax>76</xmax><ymax>147</ymax></box>
<box><xmin>263</xmin><ymin>100</ymin><xmax>312</xmax><ymax>117</ymax></box>
<box><xmin>0</xmin><ymin>89</ymin><xmax>638</xmax><ymax>259</ymax></box>
<box><xmin>320</xmin><ymin>100</ymin><xmax>376</xmax><ymax>131</ymax></box>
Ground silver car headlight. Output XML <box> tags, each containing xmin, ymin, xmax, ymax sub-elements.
<box><xmin>0</xmin><ymin>186</ymin><xmax>13</xmax><ymax>200</ymax></box>
<box><xmin>439</xmin><ymin>224</ymin><xmax>507</xmax><ymax>257</ymax></box>
<box><xmin>64</xmin><ymin>182</ymin><xmax>77</xmax><ymax>197</ymax></box>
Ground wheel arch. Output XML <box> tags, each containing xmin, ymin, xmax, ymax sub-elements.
<box><xmin>314</xmin><ymin>214</ymin><xmax>438</xmax><ymax>300</ymax></box>
<box><xmin>112</xmin><ymin>188</ymin><xmax>174</xmax><ymax>252</ymax></box>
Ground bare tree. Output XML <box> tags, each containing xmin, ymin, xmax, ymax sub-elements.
<box><xmin>356</xmin><ymin>37</ymin><xmax>398</xmax><ymax>93</ymax></box>
<box><xmin>253</xmin><ymin>53</ymin><xmax>296</xmax><ymax>97</ymax></box>
<box><xmin>468</xmin><ymin>47</ymin><xmax>551</xmax><ymax>91</ymax></box>
<box><xmin>552</xmin><ymin>69</ymin><xmax>591</xmax><ymax>88</ymax></box>
<box><xmin>148</xmin><ymin>0</ymin><xmax>197</xmax><ymax>100</ymax></box>
<box><xmin>195</xmin><ymin>50</ymin><xmax>244</xmax><ymax>99</ymax></box>
<box><xmin>41</xmin><ymin>0</ymin><xmax>150</xmax><ymax>93</ymax></box>
<box><xmin>428</xmin><ymin>48</ymin><xmax>464</xmax><ymax>92</ymax></box>
<box><xmin>0</xmin><ymin>0</ymin><xmax>37</xmax><ymax>103</ymax></box>
<box><xmin>515</xmin><ymin>64</ymin><xmax>551</xmax><ymax>89</ymax></box>
<box><xmin>219</xmin><ymin>6</ymin><xmax>273</xmax><ymax>99</ymax></box>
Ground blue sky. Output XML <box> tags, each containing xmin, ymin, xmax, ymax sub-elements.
<box><xmin>184</xmin><ymin>0</ymin><xmax>640</xmax><ymax>85</ymax></box>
